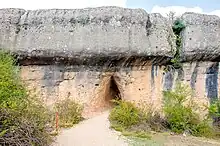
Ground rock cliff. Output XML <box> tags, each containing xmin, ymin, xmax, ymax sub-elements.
<box><xmin>0</xmin><ymin>7</ymin><xmax>174</xmax><ymax>66</ymax></box>
<box><xmin>181</xmin><ymin>12</ymin><xmax>220</xmax><ymax>62</ymax></box>
<box><xmin>0</xmin><ymin>7</ymin><xmax>220</xmax><ymax>117</ymax></box>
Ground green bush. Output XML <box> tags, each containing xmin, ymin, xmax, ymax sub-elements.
<box><xmin>54</xmin><ymin>98</ymin><xmax>83</xmax><ymax>128</ymax></box>
<box><xmin>209</xmin><ymin>99</ymin><xmax>220</xmax><ymax>118</ymax></box>
<box><xmin>0</xmin><ymin>51</ymin><xmax>52</xmax><ymax>146</ymax></box>
<box><xmin>208</xmin><ymin>99</ymin><xmax>220</xmax><ymax>134</ymax></box>
<box><xmin>191</xmin><ymin>120</ymin><xmax>214</xmax><ymax>138</ymax></box>
<box><xmin>163</xmin><ymin>82</ymin><xmax>214</xmax><ymax>137</ymax></box>
<box><xmin>109</xmin><ymin>100</ymin><xmax>143</xmax><ymax>128</ymax></box>
<box><xmin>109</xmin><ymin>100</ymin><xmax>167</xmax><ymax>139</ymax></box>
<box><xmin>109</xmin><ymin>83</ymin><xmax>216</xmax><ymax>139</ymax></box>
<box><xmin>0</xmin><ymin>51</ymin><xmax>27</xmax><ymax>110</ymax></box>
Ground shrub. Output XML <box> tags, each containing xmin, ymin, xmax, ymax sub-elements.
<box><xmin>209</xmin><ymin>99</ymin><xmax>220</xmax><ymax>118</ymax></box>
<box><xmin>190</xmin><ymin>120</ymin><xmax>214</xmax><ymax>138</ymax></box>
<box><xmin>163</xmin><ymin>82</ymin><xmax>214</xmax><ymax>137</ymax></box>
<box><xmin>109</xmin><ymin>100</ymin><xmax>166</xmax><ymax>139</ymax></box>
<box><xmin>0</xmin><ymin>51</ymin><xmax>52</xmax><ymax>146</ymax></box>
<box><xmin>0</xmin><ymin>51</ymin><xmax>27</xmax><ymax>110</ymax></box>
<box><xmin>145</xmin><ymin>111</ymin><xmax>168</xmax><ymax>132</ymax></box>
<box><xmin>0</xmin><ymin>104</ymin><xmax>52</xmax><ymax>146</ymax></box>
<box><xmin>208</xmin><ymin>99</ymin><xmax>220</xmax><ymax>135</ymax></box>
<box><xmin>109</xmin><ymin>82</ymin><xmax>216</xmax><ymax>139</ymax></box>
<box><xmin>54</xmin><ymin>98</ymin><xmax>83</xmax><ymax>128</ymax></box>
<box><xmin>109</xmin><ymin>100</ymin><xmax>143</xmax><ymax>128</ymax></box>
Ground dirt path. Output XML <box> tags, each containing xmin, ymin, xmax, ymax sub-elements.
<box><xmin>53</xmin><ymin>111</ymin><xmax>128</xmax><ymax>146</ymax></box>
<box><xmin>53</xmin><ymin>111</ymin><xmax>220</xmax><ymax>146</ymax></box>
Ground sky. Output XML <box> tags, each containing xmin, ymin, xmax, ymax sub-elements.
<box><xmin>0</xmin><ymin>0</ymin><xmax>220</xmax><ymax>17</ymax></box>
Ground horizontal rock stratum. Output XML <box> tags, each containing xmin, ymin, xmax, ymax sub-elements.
<box><xmin>181</xmin><ymin>12</ymin><xmax>220</xmax><ymax>62</ymax></box>
<box><xmin>1</xmin><ymin>7</ymin><xmax>220</xmax><ymax>116</ymax></box>
<box><xmin>0</xmin><ymin>7</ymin><xmax>220</xmax><ymax>64</ymax></box>
<box><xmin>0</xmin><ymin>7</ymin><xmax>174</xmax><ymax>65</ymax></box>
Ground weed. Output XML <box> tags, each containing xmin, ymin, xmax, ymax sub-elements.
<box><xmin>208</xmin><ymin>99</ymin><xmax>220</xmax><ymax>135</ymax></box>
<box><xmin>109</xmin><ymin>100</ymin><xmax>142</xmax><ymax>128</ymax></box>
<box><xmin>209</xmin><ymin>99</ymin><xmax>220</xmax><ymax>118</ymax></box>
<box><xmin>109</xmin><ymin>100</ymin><xmax>166</xmax><ymax>139</ymax></box>
<box><xmin>163</xmin><ymin>82</ymin><xmax>214</xmax><ymax>137</ymax></box>
<box><xmin>54</xmin><ymin>98</ymin><xmax>83</xmax><ymax>128</ymax></box>
<box><xmin>0</xmin><ymin>51</ymin><xmax>53</xmax><ymax>146</ymax></box>
<box><xmin>122</xmin><ymin>131</ymin><xmax>151</xmax><ymax>139</ymax></box>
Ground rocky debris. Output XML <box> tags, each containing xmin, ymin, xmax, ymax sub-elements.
<box><xmin>0</xmin><ymin>7</ymin><xmax>173</xmax><ymax>66</ymax></box>
<box><xmin>181</xmin><ymin>12</ymin><xmax>220</xmax><ymax>62</ymax></box>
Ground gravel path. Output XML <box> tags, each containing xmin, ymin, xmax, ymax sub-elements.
<box><xmin>53</xmin><ymin>111</ymin><xmax>128</xmax><ymax>146</ymax></box>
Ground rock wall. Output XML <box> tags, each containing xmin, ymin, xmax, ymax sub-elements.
<box><xmin>164</xmin><ymin>62</ymin><xmax>219</xmax><ymax>102</ymax></box>
<box><xmin>0</xmin><ymin>7</ymin><xmax>220</xmax><ymax>117</ymax></box>
<box><xmin>0</xmin><ymin>7</ymin><xmax>173</xmax><ymax>64</ymax></box>
<box><xmin>20</xmin><ymin>63</ymin><xmax>164</xmax><ymax>117</ymax></box>
<box><xmin>181</xmin><ymin>13</ymin><xmax>220</xmax><ymax>61</ymax></box>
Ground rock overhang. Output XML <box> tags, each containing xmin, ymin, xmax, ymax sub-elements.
<box><xmin>0</xmin><ymin>7</ymin><xmax>174</xmax><ymax>66</ymax></box>
<box><xmin>1</xmin><ymin>7</ymin><xmax>220</xmax><ymax>66</ymax></box>
<box><xmin>180</xmin><ymin>12</ymin><xmax>220</xmax><ymax>62</ymax></box>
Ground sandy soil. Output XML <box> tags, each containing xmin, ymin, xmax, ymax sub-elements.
<box><xmin>53</xmin><ymin>111</ymin><xmax>128</xmax><ymax>146</ymax></box>
<box><xmin>53</xmin><ymin>111</ymin><xmax>220</xmax><ymax>146</ymax></box>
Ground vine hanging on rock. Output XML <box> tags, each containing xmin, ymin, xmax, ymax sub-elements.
<box><xmin>171</xmin><ymin>19</ymin><xmax>186</xmax><ymax>69</ymax></box>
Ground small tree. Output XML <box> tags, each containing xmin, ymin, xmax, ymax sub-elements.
<box><xmin>163</xmin><ymin>82</ymin><xmax>214</xmax><ymax>137</ymax></box>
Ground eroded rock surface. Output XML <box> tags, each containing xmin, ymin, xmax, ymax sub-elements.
<box><xmin>0</xmin><ymin>7</ymin><xmax>174</xmax><ymax>66</ymax></box>
<box><xmin>181</xmin><ymin>12</ymin><xmax>220</xmax><ymax>61</ymax></box>
<box><xmin>1</xmin><ymin>7</ymin><xmax>220</xmax><ymax>116</ymax></box>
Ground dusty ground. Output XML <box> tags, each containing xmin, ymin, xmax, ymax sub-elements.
<box><xmin>53</xmin><ymin>111</ymin><xmax>128</xmax><ymax>146</ymax></box>
<box><xmin>128</xmin><ymin>134</ymin><xmax>220</xmax><ymax>146</ymax></box>
<box><xmin>54</xmin><ymin>111</ymin><xmax>220</xmax><ymax>146</ymax></box>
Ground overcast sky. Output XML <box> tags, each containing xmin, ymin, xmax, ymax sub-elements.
<box><xmin>0</xmin><ymin>0</ymin><xmax>220</xmax><ymax>17</ymax></box>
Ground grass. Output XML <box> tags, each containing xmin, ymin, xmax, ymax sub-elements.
<box><xmin>54</xmin><ymin>98</ymin><xmax>84</xmax><ymax>128</ymax></box>
<box><xmin>109</xmin><ymin>100</ymin><xmax>164</xmax><ymax>139</ymax></box>
<box><xmin>109</xmin><ymin>82</ymin><xmax>220</xmax><ymax>143</ymax></box>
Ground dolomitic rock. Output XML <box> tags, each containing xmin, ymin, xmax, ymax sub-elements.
<box><xmin>181</xmin><ymin>12</ymin><xmax>220</xmax><ymax>61</ymax></box>
<box><xmin>0</xmin><ymin>7</ymin><xmax>174</xmax><ymax>65</ymax></box>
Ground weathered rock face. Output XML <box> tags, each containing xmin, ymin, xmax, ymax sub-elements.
<box><xmin>181</xmin><ymin>12</ymin><xmax>220</xmax><ymax>61</ymax></box>
<box><xmin>163</xmin><ymin>62</ymin><xmax>219</xmax><ymax>102</ymax></box>
<box><xmin>1</xmin><ymin>7</ymin><xmax>220</xmax><ymax>117</ymax></box>
<box><xmin>174</xmin><ymin>12</ymin><xmax>220</xmax><ymax>103</ymax></box>
<box><xmin>20</xmin><ymin>63</ymin><xmax>165</xmax><ymax>117</ymax></box>
<box><xmin>0</xmin><ymin>7</ymin><xmax>174</xmax><ymax>66</ymax></box>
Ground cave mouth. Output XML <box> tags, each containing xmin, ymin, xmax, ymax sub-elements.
<box><xmin>105</xmin><ymin>75</ymin><xmax>121</xmax><ymax>107</ymax></box>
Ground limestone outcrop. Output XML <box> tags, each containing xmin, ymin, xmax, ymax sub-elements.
<box><xmin>0</xmin><ymin>7</ymin><xmax>174</xmax><ymax>66</ymax></box>
<box><xmin>0</xmin><ymin>7</ymin><xmax>220</xmax><ymax>117</ymax></box>
<box><xmin>181</xmin><ymin>12</ymin><xmax>220</xmax><ymax>61</ymax></box>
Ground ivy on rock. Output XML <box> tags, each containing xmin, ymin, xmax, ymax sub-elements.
<box><xmin>171</xmin><ymin>19</ymin><xmax>185</xmax><ymax>69</ymax></box>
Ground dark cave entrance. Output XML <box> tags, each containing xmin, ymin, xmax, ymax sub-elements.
<box><xmin>87</xmin><ymin>74</ymin><xmax>122</xmax><ymax>117</ymax></box>
<box><xmin>104</xmin><ymin>75</ymin><xmax>121</xmax><ymax>107</ymax></box>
